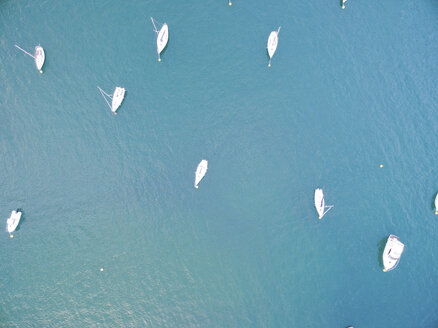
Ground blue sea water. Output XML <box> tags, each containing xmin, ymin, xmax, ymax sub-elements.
<box><xmin>1</xmin><ymin>0</ymin><xmax>438</xmax><ymax>326</ymax></box>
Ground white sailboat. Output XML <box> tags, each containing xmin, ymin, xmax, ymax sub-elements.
<box><xmin>314</xmin><ymin>188</ymin><xmax>334</xmax><ymax>219</ymax></box>
<box><xmin>194</xmin><ymin>160</ymin><xmax>208</xmax><ymax>189</ymax></box>
<box><xmin>35</xmin><ymin>45</ymin><xmax>45</xmax><ymax>72</ymax></box>
<box><xmin>267</xmin><ymin>27</ymin><xmax>281</xmax><ymax>67</ymax></box>
<box><xmin>434</xmin><ymin>193</ymin><xmax>438</xmax><ymax>214</ymax></box>
<box><xmin>15</xmin><ymin>44</ymin><xmax>45</xmax><ymax>73</ymax></box>
<box><xmin>6</xmin><ymin>210</ymin><xmax>22</xmax><ymax>236</ymax></box>
<box><xmin>151</xmin><ymin>17</ymin><xmax>169</xmax><ymax>62</ymax></box>
<box><xmin>382</xmin><ymin>235</ymin><xmax>405</xmax><ymax>272</ymax></box>
<box><xmin>97</xmin><ymin>86</ymin><xmax>126</xmax><ymax>115</ymax></box>
<box><xmin>341</xmin><ymin>0</ymin><xmax>347</xmax><ymax>9</ymax></box>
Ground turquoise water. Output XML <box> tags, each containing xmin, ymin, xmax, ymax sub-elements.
<box><xmin>1</xmin><ymin>0</ymin><xmax>438</xmax><ymax>326</ymax></box>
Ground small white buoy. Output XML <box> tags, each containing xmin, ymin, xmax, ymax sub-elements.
<box><xmin>10</xmin><ymin>234</ymin><xmax>14</xmax><ymax>238</ymax></box>
<box><xmin>100</xmin><ymin>268</ymin><xmax>104</xmax><ymax>272</ymax></box>
<box><xmin>379</xmin><ymin>164</ymin><xmax>383</xmax><ymax>168</ymax></box>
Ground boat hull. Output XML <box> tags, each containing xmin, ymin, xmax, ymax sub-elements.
<box><xmin>194</xmin><ymin>160</ymin><xmax>208</xmax><ymax>188</ymax></box>
<box><xmin>157</xmin><ymin>24</ymin><xmax>169</xmax><ymax>54</ymax></box>
<box><xmin>111</xmin><ymin>87</ymin><xmax>125</xmax><ymax>112</ymax></box>
<box><xmin>6</xmin><ymin>210</ymin><xmax>22</xmax><ymax>233</ymax></box>
<box><xmin>382</xmin><ymin>235</ymin><xmax>405</xmax><ymax>272</ymax></box>
<box><xmin>267</xmin><ymin>31</ymin><xmax>278</xmax><ymax>58</ymax></box>
<box><xmin>34</xmin><ymin>46</ymin><xmax>45</xmax><ymax>71</ymax></box>
<box><xmin>314</xmin><ymin>188</ymin><xmax>325</xmax><ymax>219</ymax></box>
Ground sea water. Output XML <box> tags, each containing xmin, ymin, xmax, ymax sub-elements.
<box><xmin>1</xmin><ymin>0</ymin><xmax>437</xmax><ymax>326</ymax></box>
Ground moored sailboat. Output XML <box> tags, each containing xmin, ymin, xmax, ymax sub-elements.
<box><xmin>97</xmin><ymin>86</ymin><xmax>126</xmax><ymax>115</ymax></box>
<box><xmin>15</xmin><ymin>44</ymin><xmax>45</xmax><ymax>73</ymax></box>
<box><xmin>194</xmin><ymin>160</ymin><xmax>208</xmax><ymax>189</ymax></box>
<box><xmin>34</xmin><ymin>45</ymin><xmax>45</xmax><ymax>73</ymax></box>
<box><xmin>151</xmin><ymin>17</ymin><xmax>169</xmax><ymax>62</ymax></box>
<box><xmin>341</xmin><ymin>0</ymin><xmax>347</xmax><ymax>9</ymax></box>
<box><xmin>267</xmin><ymin>27</ymin><xmax>281</xmax><ymax>67</ymax></box>
<box><xmin>314</xmin><ymin>188</ymin><xmax>334</xmax><ymax>219</ymax></box>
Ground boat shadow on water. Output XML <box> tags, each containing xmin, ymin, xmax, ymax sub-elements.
<box><xmin>14</xmin><ymin>208</ymin><xmax>25</xmax><ymax>232</ymax></box>
<box><xmin>160</xmin><ymin>39</ymin><xmax>169</xmax><ymax>60</ymax></box>
<box><xmin>430</xmin><ymin>192</ymin><xmax>438</xmax><ymax>211</ymax></box>
<box><xmin>265</xmin><ymin>50</ymin><xmax>271</xmax><ymax>65</ymax></box>
<box><xmin>376</xmin><ymin>237</ymin><xmax>387</xmax><ymax>268</ymax></box>
<box><xmin>120</xmin><ymin>90</ymin><xmax>128</xmax><ymax>113</ymax></box>
<box><xmin>41</xmin><ymin>49</ymin><xmax>47</xmax><ymax>74</ymax></box>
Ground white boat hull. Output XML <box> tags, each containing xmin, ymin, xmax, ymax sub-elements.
<box><xmin>111</xmin><ymin>87</ymin><xmax>125</xmax><ymax>112</ymax></box>
<box><xmin>34</xmin><ymin>46</ymin><xmax>45</xmax><ymax>71</ymax></box>
<box><xmin>6</xmin><ymin>210</ymin><xmax>22</xmax><ymax>233</ymax></box>
<box><xmin>267</xmin><ymin>31</ymin><xmax>279</xmax><ymax>58</ymax></box>
<box><xmin>382</xmin><ymin>235</ymin><xmax>405</xmax><ymax>272</ymax></box>
<box><xmin>435</xmin><ymin>194</ymin><xmax>438</xmax><ymax>214</ymax></box>
<box><xmin>195</xmin><ymin>160</ymin><xmax>208</xmax><ymax>188</ymax></box>
<box><xmin>157</xmin><ymin>24</ymin><xmax>169</xmax><ymax>54</ymax></box>
<box><xmin>314</xmin><ymin>188</ymin><xmax>325</xmax><ymax>219</ymax></box>
<box><xmin>314</xmin><ymin>188</ymin><xmax>333</xmax><ymax>219</ymax></box>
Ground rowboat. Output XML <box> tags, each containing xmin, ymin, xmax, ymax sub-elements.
<box><xmin>151</xmin><ymin>17</ymin><xmax>169</xmax><ymax>62</ymax></box>
<box><xmin>35</xmin><ymin>45</ymin><xmax>45</xmax><ymax>73</ymax></box>
<box><xmin>382</xmin><ymin>235</ymin><xmax>405</xmax><ymax>272</ymax></box>
<box><xmin>314</xmin><ymin>188</ymin><xmax>334</xmax><ymax>219</ymax></box>
<box><xmin>267</xmin><ymin>27</ymin><xmax>281</xmax><ymax>67</ymax></box>
<box><xmin>194</xmin><ymin>160</ymin><xmax>208</xmax><ymax>188</ymax></box>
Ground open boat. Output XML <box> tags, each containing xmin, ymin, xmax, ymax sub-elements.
<box><xmin>194</xmin><ymin>160</ymin><xmax>208</xmax><ymax>188</ymax></box>
<box><xmin>382</xmin><ymin>235</ymin><xmax>405</xmax><ymax>272</ymax></box>
<box><xmin>267</xmin><ymin>27</ymin><xmax>281</xmax><ymax>67</ymax></box>
<box><xmin>6</xmin><ymin>210</ymin><xmax>22</xmax><ymax>234</ymax></box>
<box><xmin>34</xmin><ymin>45</ymin><xmax>45</xmax><ymax>73</ymax></box>
<box><xmin>151</xmin><ymin>17</ymin><xmax>169</xmax><ymax>62</ymax></box>
<box><xmin>314</xmin><ymin>188</ymin><xmax>334</xmax><ymax>219</ymax></box>
<box><xmin>97</xmin><ymin>86</ymin><xmax>126</xmax><ymax>114</ymax></box>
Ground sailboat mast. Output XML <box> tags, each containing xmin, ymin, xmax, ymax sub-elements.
<box><xmin>14</xmin><ymin>44</ymin><xmax>35</xmax><ymax>58</ymax></box>
<box><xmin>97</xmin><ymin>86</ymin><xmax>113</xmax><ymax>111</ymax></box>
<box><xmin>150</xmin><ymin>17</ymin><xmax>158</xmax><ymax>33</ymax></box>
